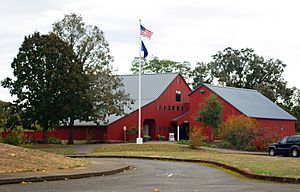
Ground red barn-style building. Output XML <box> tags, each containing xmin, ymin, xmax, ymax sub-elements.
<box><xmin>3</xmin><ymin>74</ymin><xmax>296</xmax><ymax>143</ymax></box>
<box><xmin>72</xmin><ymin>73</ymin><xmax>191</xmax><ymax>142</ymax></box>
<box><xmin>183</xmin><ymin>84</ymin><xmax>296</xmax><ymax>140</ymax></box>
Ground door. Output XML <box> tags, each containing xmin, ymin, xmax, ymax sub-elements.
<box><xmin>180</xmin><ymin>123</ymin><xmax>189</xmax><ymax>140</ymax></box>
<box><xmin>144</xmin><ymin>124</ymin><xmax>149</xmax><ymax>136</ymax></box>
<box><xmin>277</xmin><ymin>136</ymin><xmax>293</xmax><ymax>154</ymax></box>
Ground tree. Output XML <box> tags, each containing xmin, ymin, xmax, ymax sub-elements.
<box><xmin>192</xmin><ymin>47</ymin><xmax>295</xmax><ymax>109</ymax></box>
<box><xmin>290</xmin><ymin>89</ymin><xmax>300</xmax><ymax>132</ymax></box>
<box><xmin>1</xmin><ymin>32</ymin><xmax>82</xmax><ymax>143</ymax></box>
<box><xmin>196</xmin><ymin>94</ymin><xmax>222</xmax><ymax>139</ymax></box>
<box><xmin>130</xmin><ymin>56</ymin><xmax>191</xmax><ymax>80</ymax></box>
<box><xmin>190</xmin><ymin>62</ymin><xmax>213</xmax><ymax>89</ymax></box>
<box><xmin>0</xmin><ymin>100</ymin><xmax>9</xmax><ymax>129</ymax></box>
<box><xmin>52</xmin><ymin>13</ymin><xmax>132</xmax><ymax>144</ymax></box>
<box><xmin>52</xmin><ymin>13</ymin><xmax>112</xmax><ymax>67</ymax></box>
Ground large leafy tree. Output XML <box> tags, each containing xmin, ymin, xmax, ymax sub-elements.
<box><xmin>190</xmin><ymin>62</ymin><xmax>213</xmax><ymax>89</ymax></box>
<box><xmin>192</xmin><ymin>47</ymin><xmax>295</xmax><ymax>108</ymax></box>
<box><xmin>1</xmin><ymin>32</ymin><xmax>82</xmax><ymax>143</ymax></box>
<box><xmin>52</xmin><ymin>13</ymin><xmax>131</xmax><ymax>144</ymax></box>
<box><xmin>130</xmin><ymin>56</ymin><xmax>191</xmax><ymax>80</ymax></box>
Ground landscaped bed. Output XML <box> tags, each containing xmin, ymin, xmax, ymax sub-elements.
<box><xmin>91</xmin><ymin>143</ymin><xmax>300</xmax><ymax>178</ymax></box>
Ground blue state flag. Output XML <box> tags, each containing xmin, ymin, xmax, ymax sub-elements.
<box><xmin>141</xmin><ymin>40</ymin><xmax>148</xmax><ymax>58</ymax></box>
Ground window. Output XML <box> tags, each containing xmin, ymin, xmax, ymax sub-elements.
<box><xmin>182</xmin><ymin>106</ymin><xmax>184</xmax><ymax>111</ymax></box>
<box><xmin>168</xmin><ymin>106</ymin><xmax>170</xmax><ymax>110</ymax></box>
<box><xmin>177</xmin><ymin>106</ymin><xmax>180</xmax><ymax>111</ymax></box>
<box><xmin>287</xmin><ymin>136</ymin><xmax>295</xmax><ymax>143</ymax></box>
<box><xmin>172</xmin><ymin>106</ymin><xmax>175</xmax><ymax>110</ymax></box>
<box><xmin>157</xmin><ymin>127</ymin><xmax>161</xmax><ymax>131</ymax></box>
<box><xmin>163</xmin><ymin>105</ymin><xmax>166</xmax><ymax>110</ymax></box>
<box><xmin>163</xmin><ymin>127</ymin><xmax>166</xmax><ymax>131</ymax></box>
<box><xmin>176</xmin><ymin>91</ymin><xmax>181</xmax><ymax>102</ymax></box>
<box><xmin>280</xmin><ymin>136</ymin><xmax>288</xmax><ymax>144</ymax></box>
<box><xmin>157</xmin><ymin>105</ymin><xmax>161</xmax><ymax>110</ymax></box>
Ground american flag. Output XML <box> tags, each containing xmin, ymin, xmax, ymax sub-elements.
<box><xmin>140</xmin><ymin>24</ymin><xmax>153</xmax><ymax>39</ymax></box>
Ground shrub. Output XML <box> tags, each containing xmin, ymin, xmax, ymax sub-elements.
<box><xmin>48</xmin><ymin>137</ymin><xmax>62</xmax><ymax>144</ymax></box>
<box><xmin>250</xmin><ymin>127</ymin><xmax>279</xmax><ymax>151</ymax></box>
<box><xmin>4</xmin><ymin>129</ymin><xmax>26</xmax><ymax>146</ymax></box>
<box><xmin>157</xmin><ymin>135</ymin><xmax>165</xmax><ymax>141</ymax></box>
<box><xmin>219</xmin><ymin>115</ymin><xmax>258</xmax><ymax>150</ymax></box>
<box><xmin>219</xmin><ymin>115</ymin><xmax>279</xmax><ymax>151</ymax></box>
<box><xmin>189</xmin><ymin>127</ymin><xmax>205</xmax><ymax>149</ymax></box>
<box><xmin>143</xmin><ymin>135</ymin><xmax>150</xmax><ymax>141</ymax></box>
<box><xmin>126</xmin><ymin>126</ymin><xmax>138</xmax><ymax>135</ymax></box>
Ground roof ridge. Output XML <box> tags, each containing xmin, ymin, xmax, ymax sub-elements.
<box><xmin>119</xmin><ymin>72</ymin><xmax>178</xmax><ymax>77</ymax></box>
<box><xmin>204</xmin><ymin>83</ymin><xmax>257</xmax><ymax>92</ymax></box>
<box><xmin>204</xmin><ymin>83</ymin><xmax>296</xmax><ymax>120</ymax></box>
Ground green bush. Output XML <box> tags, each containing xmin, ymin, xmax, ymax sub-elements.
<box><xmin>48</xmin><ymin>137</ymin><xmax>62</xmax><ymax>144</ymax></box>
<box><xmin>157</xmin><ymin>135</ymin><xmax>165</xmax><ymax>141</ymax></box>
<box><xmin>4</xmin><ymin>130</ymin><xmax>26</xmax><ymax>146</ymax></box>
<box><xmin>143</xmin><ymin>135</ymin><xmax>150</xmax><ymax>141</ymax></box>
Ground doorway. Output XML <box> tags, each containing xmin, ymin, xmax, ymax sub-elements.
<box><xmin>173</xmin><ymin>123</ymin><xmax>189</xmax><ymax>141</ymax></box>
<box><xmin>144</xmin><ymin>119</ymin><xmax>156</xmax><ymax>140</ymax></box>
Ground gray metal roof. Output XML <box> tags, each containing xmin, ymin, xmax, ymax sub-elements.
<box><xmin>74</xmin><ymin>73</ymin><xmax>178</xmax><ymax>126</ymax></box>
<box><xmin>204</xmin><ymin>84</ymin><xmax>296</xmax><ymax>120</ymax></box>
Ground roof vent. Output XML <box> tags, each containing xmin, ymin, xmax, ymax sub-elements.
<box><xmin>200</xmin><ymin>89</ymin><xmax>205</xmax><ymax>93</ymax></box>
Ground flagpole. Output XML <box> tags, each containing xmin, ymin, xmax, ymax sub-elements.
<box><xmin>137</xmin><ymin>19</ymin><xmax>143</xmax><ymax>144</ymax></box>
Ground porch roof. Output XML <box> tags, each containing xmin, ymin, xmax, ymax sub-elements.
<box><xmin>171</xmin><ymin>111</ymin><xmax>190</xmax><ymax>125</ymax></box>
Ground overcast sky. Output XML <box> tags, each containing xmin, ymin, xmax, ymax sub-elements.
<box><xmin>1</xmin><ymin>0</ymin><xmax>300</xmax><ymax>102</ymax></box>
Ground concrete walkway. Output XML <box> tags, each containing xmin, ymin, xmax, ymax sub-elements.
<box><xmin>72</xmin><ymin>144</ymin><xmax>103</xmax><ymax>154</ymax></box>
<box><xmin>0</xmin><ymin>159</ymin><xmax>130</xmax><ymax>185</ymax></box>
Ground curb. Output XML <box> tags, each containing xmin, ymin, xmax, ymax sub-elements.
<box><xmin>0</xmin><ymin>165</ymin><xmax>131</xmax><ymax>185</ymax></box>
<box><xmin>199</xmin><ymin>146</ymin><xmax>268</xmax><ymax>156</ymax></box>
<box><xmin>68</xmin><ymin>155</ymin><xmax>300</xmax><ymax>184</ymax></box>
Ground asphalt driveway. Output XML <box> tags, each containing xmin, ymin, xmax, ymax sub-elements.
<box><xmin>0</xmin><ymin>158</ymin><xmax>299</xmax><ymax>192</ymax></box>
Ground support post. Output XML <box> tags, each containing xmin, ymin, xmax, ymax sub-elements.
<box><xmin>177</xmin><ymin>125</ymin><xmax>180</xmax><ymax>141</ymax></box>
<box><xmin>123</xmin><ymin>126</ymin><xmax>127</xmax><ymax>143</ymax></box>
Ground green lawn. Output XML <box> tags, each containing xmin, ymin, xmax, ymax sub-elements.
<box><xmin>91</xmin><ymin>143</ymin><xmax>300</xmax><ymax>178</ymax></box>
<box><xmin>23</xmin><ymin>144</ymin><xmax>76</xmax><ymax>155</ymax></box>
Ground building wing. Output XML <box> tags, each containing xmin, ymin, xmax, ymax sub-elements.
<box><xmin>205</xmin><ymin>84</ymin><xmax>296</xmax><ymax>120</ymax></box>
<box><xmin>74</xmin><ymin>73</ymin><xmax>178</xmax><ymax>126</ymax></box>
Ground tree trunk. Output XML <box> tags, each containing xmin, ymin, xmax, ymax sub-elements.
<box><xmin>68</xmin><ymin>117</ymin><xmax>75</xmax><ymax>145</ymax></box>
<box><xmin>42</xmin><ymin>122</ymin><xmax>49</xmax><ymax>143</ymax></box>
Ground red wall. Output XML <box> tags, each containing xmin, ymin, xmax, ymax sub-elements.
<box><xmin>256</xmin><ymin>119</ymin><xmax>295</xmax><ymax>138</ymax></box>
<box><xmin>107</xmin><ymin>74</ymin><xmax>191</xmax><ymax>141</ymax></box>
<box><xmin>189</xmin><ymin>85</ymin><xmax>296</xmax><ymax>140</ymax></box>
<box><xmin>2</xmin><ymin>126</ymin><xmax>107</xmax><ymax>141</ymax></box>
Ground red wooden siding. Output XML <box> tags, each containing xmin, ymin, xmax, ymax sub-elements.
<box><xmin>107</xmin><ymin>74</ymin><xmax>191</xmax><ymax>141</ymax></box>
<box><xmin>2</xmin><ymin>126</ymin><xmax>107</xmax><ymax>141</ymax></box>
<box><xmin>256</xmin><ymin>119</ymin><xmax>295</xmax><ymax>138</ymax></box>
